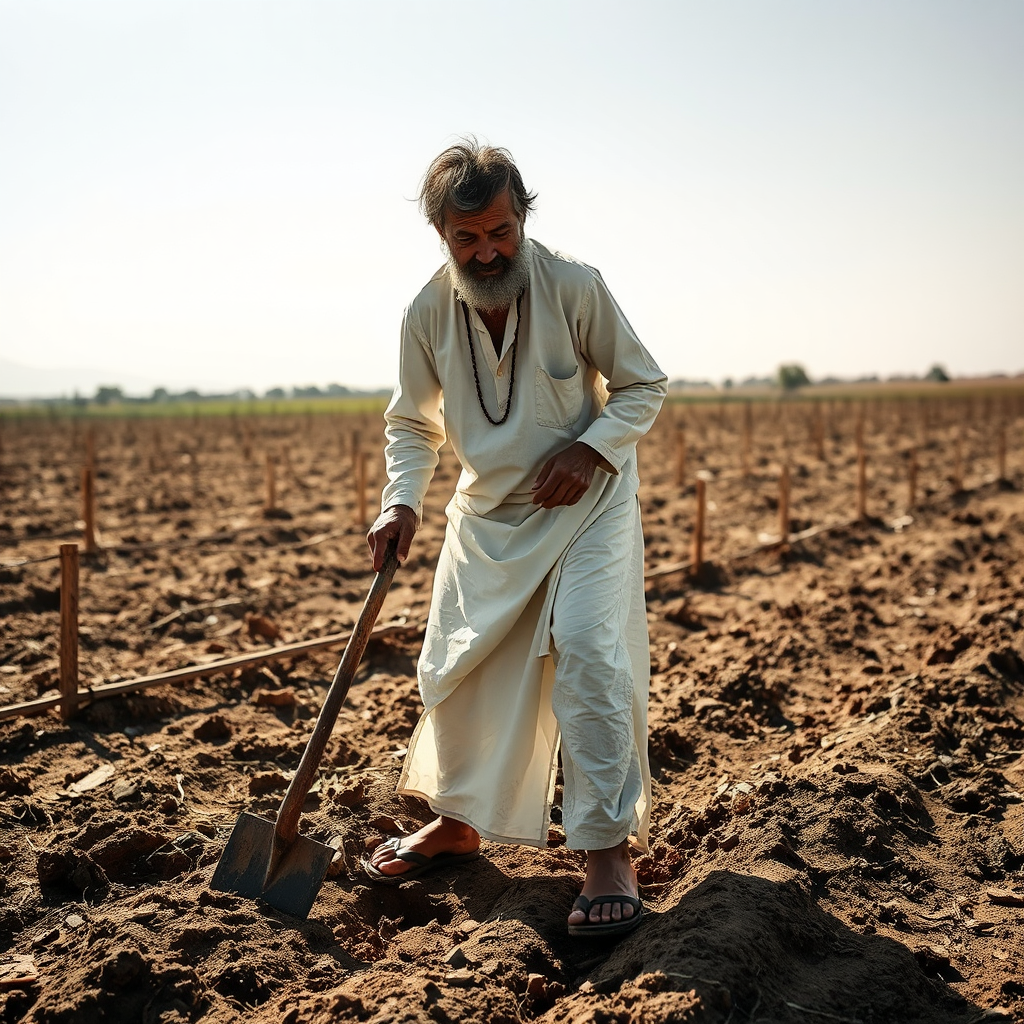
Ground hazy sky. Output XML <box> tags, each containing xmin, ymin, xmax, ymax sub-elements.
<box><xmin>2</xmin><ymin>0</ymin><xmax>1022</xmax><ymax>396</ymax></box>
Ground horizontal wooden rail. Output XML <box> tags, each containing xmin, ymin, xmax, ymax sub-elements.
<box><xmin>0</xmin><ymin>619</ymin><xmax>419</xmax><ymax>723</ymax></box>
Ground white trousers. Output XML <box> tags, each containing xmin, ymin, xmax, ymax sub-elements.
<box><xmin>549</xmin><ymin>496</ymin><xmax>647</xmax><ymax>849</ymax></box>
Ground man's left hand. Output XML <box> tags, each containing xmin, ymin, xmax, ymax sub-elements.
<box><xmin>531</xmin><ymin>441</ymin><xmax>611</xmax><ymax>508</ymax></box>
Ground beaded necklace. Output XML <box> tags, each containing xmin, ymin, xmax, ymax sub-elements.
<box><xmin>461</xmin><ymin>291</ymin><xmax>523</xmax><ymax>425</ymax></box>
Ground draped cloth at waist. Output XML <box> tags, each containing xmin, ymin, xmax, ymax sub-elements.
<box><xmin>398</xmin><ymin>456</ymin><xmax>651</xmax><ymax>849</ymax></box>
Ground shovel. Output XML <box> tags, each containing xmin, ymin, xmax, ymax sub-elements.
<box><xmin>210</xmin><ymin>538</ymin><xmax>400</xmax><ymax>917</ymax></box>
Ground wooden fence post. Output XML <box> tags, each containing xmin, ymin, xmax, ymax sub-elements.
<box><xmin>357</xmin><ymin>451</ymin><xmax>368</xmax><ymax>530</ymax></box>
<box><xmin>265</xmin><ymin>453</ymin><xmax>277</xmax><ymax>511</ymax></box>
<box><xmin>59</xmin><ymin>544</ymin><xmax>80</xmax><ymax>720</ymax></box>
<box><xmin>779</xmin><ymin>463</ymin><xmax>791</xmax><ymax>553</ymax></box>
<box><xmin>691</xmin><ymin>478</ymin><xmax>706</xmax><ymax>576</ymax></box>
<box><xmin>675</xmin><ymin>429</ymin><xmax>687</xmax><ymax>490</ymax></box>
<box><xmin>856</xmin><ymin>443</ymin><xmax>867</xmax><ymax>522</ymax></box>
<box><xmin>81</xmin><ymin>466</ymin><xmax>97</xmax><ymax>553</ymax></box>
<box><xmin>742</xmin><ymin>403</ymin><xmax>752</xmax><ymax>478</ymax></box>
<box><xmin>351</xmin><ymin>430</ymin><xmax>362</xmax><ymax>478</ymax></box>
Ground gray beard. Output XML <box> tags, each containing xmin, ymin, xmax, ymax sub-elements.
<box><xmin>447</xmin><ymin>238</ymin><xmax>534</xmax><ymax>312</ymax></box>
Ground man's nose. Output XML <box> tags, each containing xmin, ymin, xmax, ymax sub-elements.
<box><xmin>474</xmin><ymin>242</ymin><xmax>498</xmax><ymax>264</ymax></box>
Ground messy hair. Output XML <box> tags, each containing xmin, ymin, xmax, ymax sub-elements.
<box><xmin>419</xmin><ymin>137</ymin><xmax>537</xmax><ymax>230</ymax></box>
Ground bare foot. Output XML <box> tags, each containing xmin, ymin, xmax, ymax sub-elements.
<box><xmin>367</xmin><ymin>816</ymin><xmax>480</xmax><ymax>878</ymax></box>
<box><xmin>567</xmin><ymin>840</ymin><xmax>638</xmax><ymax>928</ymax></box>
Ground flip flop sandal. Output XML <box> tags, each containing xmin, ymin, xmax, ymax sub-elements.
<box><xmin>567</xmin><ymin>894</ymin><xmax>644</xmax><ymax>937</ymax></box>
<box><xmin>361</xmin><ymin>836</ymin><xmax>480</xmax><ymax>885</ymax></box>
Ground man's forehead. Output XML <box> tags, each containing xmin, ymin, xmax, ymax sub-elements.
<box><xmin>445</xmin><ymin>191</ymin><xmax>518</xmax><ymax>233</ymax></box>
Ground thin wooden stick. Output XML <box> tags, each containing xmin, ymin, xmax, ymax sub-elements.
<box><xmin>778</xmin><ymin>463</ymin><xmax>791</xmax><ymax>553</ymax></box>
<box><xmin>81</xmin><ymin>466</ymin><xmax>97</xmax><ymax>553</ymax></box>
<box><xmin>59</xmin><ymin>544</ymin><xmax>79</xmax><ymax>721</ymax></box>
<box><xmin>357</xmin><ymin>451</ymin><xmax>368</xmax><ymax>530</ymax></box>
<box><xmin>691</xmin><ymin>478</ymin><xmax>706</xmax><ymax>576</ymax></box>
<box><xmin>265</xmin><ymin>453</ymin><xmax>276</xmax><ymax>511</ymax></box>
<box><xmin>351</xmin><ymin>429</ymin><xmax>362</xmax><ymax>478</ymax></box>
<box><xmin>742</xmin><ymin>403</ymin><xmax>752</xmax><ymax>477</ymax></box>
<box><xmin>856</xmin><ymin>443</ymin><xmax>867</xmax><ymax>522</ymax></box>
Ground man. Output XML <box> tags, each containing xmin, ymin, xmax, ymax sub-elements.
<box><xmin>365</xmin><ymin>140</ymin><xmax>667</xmax><ymax>936</ymax></box>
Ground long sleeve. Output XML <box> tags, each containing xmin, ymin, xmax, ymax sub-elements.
<box><xmin>575</xmin><ymin>272</ymin><xmax>668</xmax><ymax>473</ymax></box>
<box><xmin>380</xmin><ymin>307</ymin><xmax>447</xmax><ymax>521</ymax></box>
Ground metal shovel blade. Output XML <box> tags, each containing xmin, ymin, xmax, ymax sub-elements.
<box><xmin>210</xmin><ymin>812</ymin><xmax>336</xmax><ymax>919</ymax></box>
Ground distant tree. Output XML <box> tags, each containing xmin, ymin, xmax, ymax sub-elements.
<box><xmin>777</xmin><ymin>364</ymin><xmax>811</xmax><ymax>390</ymax></box>
<box><xmin>151</xmin><ymin>387</ymin><xmax>169</xmax><ymax>402</ymax></box>
<box><xmin>265</xmin><ymin>387</ymin><xmax>287</xmax><ymax>400</ymax></box>
<box><xmin>94</xmin><ymin>385</ymin><xmax>124</xmax><ymax>405</ymax></box>
<box><xmin>292</xmin><ymin>385</ymin><xmax>324</xmax><ymax>399</ymax></box>
<box><xmin>925</xmin><ymin>364</ymin><xmax>950</xmax><ymax>383</ymax></box>
<box><xmin>722</xmin><ymin>377</ymin><xmax>734</xmax><ymax>389</ymax></box>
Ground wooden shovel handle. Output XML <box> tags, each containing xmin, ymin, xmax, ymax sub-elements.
<box><xmin>275</xmin><ymin>538</ymin><xmax>400</xmax><ymax>843</ymax></box>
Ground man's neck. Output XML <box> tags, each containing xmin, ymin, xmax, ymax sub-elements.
<box><xmin>477</xmin><ymin>306</ymin><xmax>510</xmax><ymax>356</ymax></box>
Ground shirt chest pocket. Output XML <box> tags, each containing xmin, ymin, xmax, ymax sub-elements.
<box><xmin>535</xmin><ymin>364</ymin><xmax>584</xmax><ymax>428</ymax></box>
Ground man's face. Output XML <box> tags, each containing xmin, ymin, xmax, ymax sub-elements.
<box><xmin>437</xmin><ymin>189</ymin><xmax>532</xmax><ymax>312</ymax></box>
<box><xmin>438</xmin><ymin>189</ymin><xmax>523</xmax><ymax>280</ymax></box>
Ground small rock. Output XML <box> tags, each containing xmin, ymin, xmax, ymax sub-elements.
<box><xmin>247</xmin><ymin>614</ymin><xmax>280</xmax><ymax>640</ymax></box>
<box><xmin>65</xmin><ymin>915</ymin><xmax>85</xmax><ymax>929</ymax></box>
<box><xmin>112</xmin><ymin>781</ymin><xmax>139</xmax><ymax>802</ymax></box>
<box><xmin>445</xmin><ymin>947</ymin><xmax>468</xmax><ymax>969</ymax></box>
<box><xmin>987</xmin><ymin>887</ymin><xmax>1024</xmax><ymax>907</ymax></box>
<box><xmin>444</xmin><ymin>969</ymin><xmax>477</xmax><ymax>988</ymax></box>
<box><xmin>333</xmin><ymin>781</ymin><xmax>365</xmax><ymax>808</ymax></box>
<box><xmin>526</xmin><ymin>974</ymin><xmax>546</xmax><ymax>997</ymax></box>
<box><xmin>253</xmin><ymin>688</ymin><xmax>296</xmax><ymax>708</ymax></box>
<box><xmin>248</xmin><ymin>771</ymin><xmax>289</xmax><ymax>795</ymax></box>
<box><xmin>455</xmin><ymin>919</ymin><xmax>481</xmax><ymax>938</ymax></box>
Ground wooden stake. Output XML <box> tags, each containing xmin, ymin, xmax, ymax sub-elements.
<box><xmin>351</xmin><ymin>429</ymin><xmax>362</xmax><ymax>478</ymax></box>
<box><xmin>85</xmin><ymin>427</ymin><xmax>96</xmax><ymax>471</ymax></box>
<box><xmin>357</xmin><ymin>451</ymin><xmax>368</xmax><ymax>530</ymax></box>
<box><xmin>81</xmin><ymin>465</ymin><xmax>97</xmax><ymax>552</ymax></box>
<box><xmin>265</xmin><ymin>453</ymin><xmax>276</xmax><ymax>511</ymax></box>
<box><xmin>59</xmin><ymin>544</ymin><xmax>79</xmax><ymax>721</ymax></box>
<box><xmin>856</xmin><ymin>443</ymin><xmax>867</xmax><ymax>522</ymax></box>
<box><xmin>691</xmin><ymin>478</ymin><xmax>706</xmax><ymax>575</ymax></box>
<box><xmin>779</xmin><ymin>463</ymin><xmax>791</xmax><ymax>552</ymax></box>
<box><xmin>742</xmin><ymin>403</ymin><xmax>752</xmax><ymax>477</ymax></box>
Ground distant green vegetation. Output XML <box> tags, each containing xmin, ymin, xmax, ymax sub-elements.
<box><xmin>0</xmin><ymin>393</ymin><xmax>390</xmax><ymax>421</ymax></box>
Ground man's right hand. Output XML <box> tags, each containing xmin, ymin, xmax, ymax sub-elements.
<box><xmin>367</xmin><ymin>504</ymin><xmax>418</xmax><ymax>571</ymax></box>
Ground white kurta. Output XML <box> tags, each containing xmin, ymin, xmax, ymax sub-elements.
<box><xmin>381</xmin><ymin>240</ymin><xmax>667</xmax><ymax>851</ymax></box>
